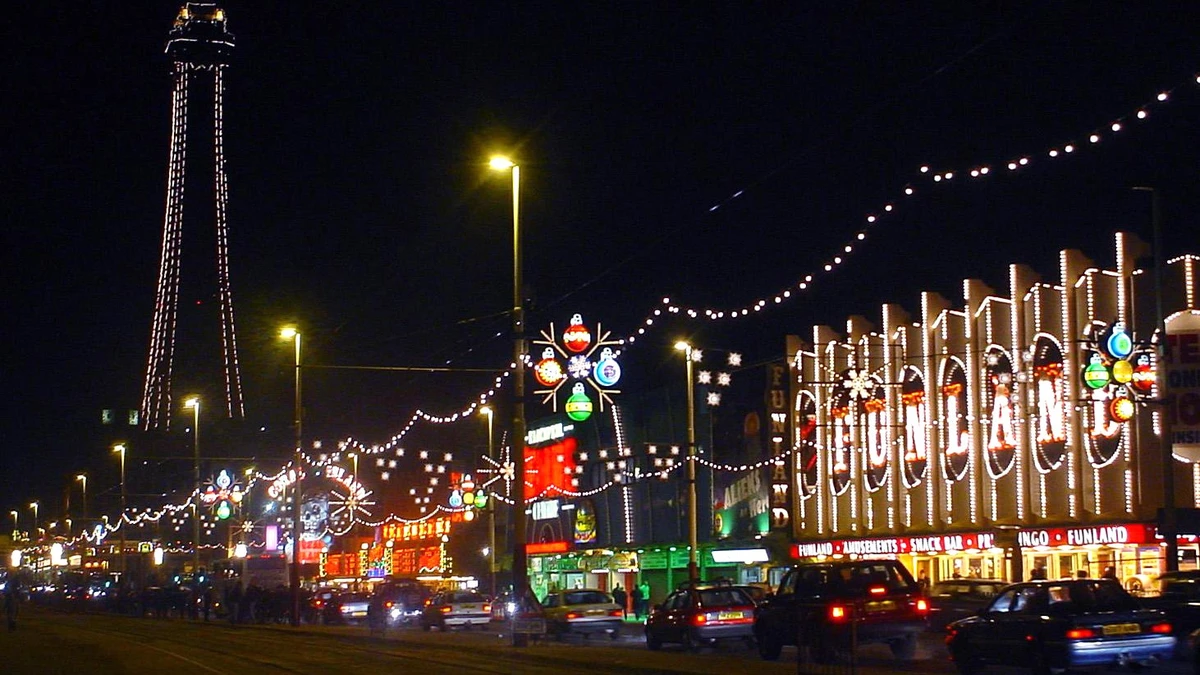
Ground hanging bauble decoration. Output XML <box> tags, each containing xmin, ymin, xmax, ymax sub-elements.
<box><xmin>593</xmin><ymin>347</ymin><xmax>622</xmax><ymax>387</ymax></box>
<box><xmin>566</xmin><ymin>382</ymin><xmax>594</xmax><ymax>421</ymax></box>
<box><xmin>473</xmin><ymin>492</ymin><xmax>488</xmax><ymax>508</ymax></box>
<box><xmin>1109</xmin><ymin>394</ymin><xmax>1135</xmax><ymax>422</ymax></box>
<box><xmin>563</xmin><ymin>314</ymin><xmax>592</xmax><ymax>353</ymax></box>
<box><xmin>1111</xmin><ymin>359</ymin><xmax>1133</xmax><ymax>385</ymax></box>
<box><xmin>1082</xmin><ymin>354</ymin><xmax>1110</xmax><ymax>390</ymax></box>
<box><xmin>534</xmin><ymin>348</ymin><xmax>565</xmax><ymax>387</ymax></box>
<box><xmin>215</xmin><ymin>500</ymin><xmax>233</xmax><ymax>520</ymax></box>
<box><xmin>1131</xmin><ymin>355</ymin><xmax>1155</xmax><ymax>393</ymax></box>
<box><xmin>448</xmin><ymin>489</ymin><xmax>464</xmax><ymax>508</ymax></box>
<box><xmin>1105</xmin><ymin>322</ymin><xmax>1133</xmax><ymax>360</ymax></box>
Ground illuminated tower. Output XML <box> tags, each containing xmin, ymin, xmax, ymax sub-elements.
<box><xmin>141</xmin><ymin>3</ymin><xmax>244</xmax><ymax>429</ymax></box>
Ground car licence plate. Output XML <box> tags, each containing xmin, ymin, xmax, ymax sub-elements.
<box><xmin>460</xmin><ymin>604</ymin><xmax>478</xmax><ymax>610</ymax></box>
<box><xmin>865</xmin><ymin>600</ymin><xmax>896</xmax><ymax>612</ymax></box>
<box><xmin>718</xmin><ymin>611</ymin><xmax>744</xmax><ymax>620</ymax></box>
<box><xmin>1102</xmin><ymin>623</ymin><xmax>1140</xmax><ymax>636</ymax></box>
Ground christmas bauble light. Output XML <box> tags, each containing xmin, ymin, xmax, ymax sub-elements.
<box><xmin>474</xmin><ymin>492</ymin><xmax>488</xmax><ymax>508</ymax></box>
<box><xmin>1109</xmin><ymin>396</ymin><xmax>1135</xmax><ymax>422</ymax></box>
<box><xmin>1082</xmin><ymin>354</ymin><xmax>1110</xmax><ymax>390</ymax></box>
<box><xmin>534</xmin><ymin>348</ymin><xmax>565</xmax><ymax>387</ymax></box>
<box><xmin>448</xmin><ymin>489</ymin><xmax>463</xmax><ymax>508</ymax></box>
<box><xmin>1105</xmin><ymin>323</ymin><xmax>1133</xmax><ymax>360</ymax></box>
<box><xmin>566</xmin><ymin>383</ymin><xmax>594</xmax><ymax>421</ymax></box>
<box><xmin>1131</xmin><ymin>356</ymin><xmax>1155</xmax><ymax>393</ymax></box>
<box><xmin>594</xmin><ymin>347</ymin><xmax>622</xmax><ymax>387</ymax></box>
<box><xmin>563</xmin><ymin>314</ymin><xmax>592</xmax><ymax>353</ymax></box>
<box><xmin>215</xmin><ymin>500</ymin><xmax>232</xmax><ymax>520</ymax></box>
<box><xmin>1111</xmin><ymin>359</ymin><xmax>1133</xmax><ymax>385</ymax></box>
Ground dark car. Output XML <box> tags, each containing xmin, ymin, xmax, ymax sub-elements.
<box><xmin>927</xmin><ymin>579</ymin><xmax>1006</xmax><ymax>631</ymax></box>
<box><xmin>946</xmin><ymin>579</ymin><xmax>1174</xmax><ymax>674</ymax></box>
<box><xmin>645</xmin><ymin>584</ymin><xmax>757</xmax><ymax>651</ymax></box>
<box><xmin>753</xmin><ymin>559</ymin><xmax>929</xmax><ymax>663</ymax></box>
<box><xmin>373</xmin><ymin>580</ymin><xmax>430</xmax><ymax>626</ymax></box>
<box><xmin>732</xmin><ymin>584</ymin><xmax>769</xmax><ymax>605</ymax></box>
<box><xmin>1131</xmin><ymin>570</ymin><xmax>1200</xmax><ymax>658</ymax></box>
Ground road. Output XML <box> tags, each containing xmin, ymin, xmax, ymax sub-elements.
<box><xmin>0</xmin><ymin>608</ymin><xmax>1193</xmax><ymax>674</ymax></box>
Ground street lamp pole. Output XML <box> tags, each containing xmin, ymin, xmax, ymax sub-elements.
<box><xmin>28</xmin><ymin>502</ymin><xmax>38</xmax><ymax>541</ymax></box>
<box><xmin>184</xmin><ymin>397</ymin><xmax>201</xmax><ymax>575</ymax></box>
<box><xmin>481</xmin><ymin>406</ymin><xmax>496</xmax><ymax>598</ymax></box>
<box><xmin>490</xmin><ymin>155</ymin><xmax>527</xmax><ymax>643</ymax></box>
<box><xmin>281</xmin><ymin>326</ymin><xmax>303</xmax><ymax>627</ymax></box>
<box><xmin>112</xmin><ymin>444</ymin><xmax>127</xmax><ymax>574</ymax></box>
<box><xmin>675</xmin><ymin>341</ymin><xmax>700</xmax><ymax>588</ymax></box>
<box><xmin>75</xmin><ymin>474</ymin><xmax>88</xmax><ymax>523</ymax></box>
<box><xmin>9</xmin><ymin>510</ymin><xmax>17</xmax><ymax>539</ymax></box>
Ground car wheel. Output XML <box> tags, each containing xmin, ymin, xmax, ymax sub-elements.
<box><xmin>646</xmin><ymin>630</ymin><xmax>662</xmax><ymax>651</ymax></box>
<box><xmin>757</xmin><ymin>631</ymin><xmax>782</xmax><ymax>661</ymax></box>
<box><xmin>890</xmin><ymin>634</ymin><xmax>918</xmax><ymax>660</ymax></box>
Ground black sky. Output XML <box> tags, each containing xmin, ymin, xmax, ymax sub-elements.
<box><xmin>4</xmin><ymin>2</ymin><xmax>1200</xmax><ymax>519</ymax></box>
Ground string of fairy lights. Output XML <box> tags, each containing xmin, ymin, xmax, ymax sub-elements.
<box><xmin>30</xmin><ymin>71</ymin><xmax>1200</xmax><ymax>556</ymax></box>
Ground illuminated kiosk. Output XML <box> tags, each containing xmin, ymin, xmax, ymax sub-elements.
<box><xmin>787</xmin><ymin>234</ymin><xmax>1198</xmax><ymax>591</ymax></box>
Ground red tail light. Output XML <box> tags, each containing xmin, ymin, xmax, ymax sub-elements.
<box><xmin>566</xmin><ymin>611</ymin><xmax>582</xmax><ymax>620</ymax></box>
<box><xmin>1150</xmin><ymin>622</ymin><xmax>1172</xmax><ymax>634</ymax></box>
<box><xmin>915</xmin><ymin>598</ymin><xmax>929</xmax><ymax>613</ymax></box>
<box><xmin>483</xmin><ymin>603</ymin><xmax>491</xmax><ymax>613</ymax></box>
<box><xmin>868</xmin><ymin>585</ymin><xmax>887</xmax><ymax>595</ymax></box>
<box><xmin>609</xmin><ymin>609</ymin><xmax>623</xmax><ymax>617</ymax></box>
<box><xmin>385</xmin><ymin>601</ymin><xmax>394</xmax><ymax>609</ymax></box>
<box><xmin>692</xmin><ymin>613</ymin><xmax>709</xmax><ymax>626</ymax></box>
<box><xmin>440</xmin><ymin>606</ymin><xmax>452</xmax><ymax>613</ymax></box>
<box><xmin>829</xmin><ymin>604</ymin><xmax>849</xmax><ymax>621</ymax></box>
<box><xmin>1065</xmin><ymin>627</ymin><xmax>1097</xmax><ymax>639</ymax></box>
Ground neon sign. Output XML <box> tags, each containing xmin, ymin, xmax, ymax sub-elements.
<box><xmin>899</xmin><ymin>366</ymin><xmax>928</xmax><ymax>488</ymax></box>
<box><xmin>941</xmin><ymin>358</ymin><xmax>969</xmax><ymax>481</ymax></box>
<box><xmin>381</xmin><ymin>517</ymin><xmax>452</xmax><ymax>542</ymax></box>
<box><xmin>1032</xmin><ymin>335</ymin><xmax>1068</xmax><ymax>472</ymax></box>
<box><xmin>982</xmin><ymin>347</ymin><xmax>1016</xmax><ymax>478</ymax></box>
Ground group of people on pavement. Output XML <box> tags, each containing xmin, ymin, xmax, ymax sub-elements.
<box><xmin>610</xmin><ymin>581</ymin><xmax>652</xmax><ymax>620</ymax></box>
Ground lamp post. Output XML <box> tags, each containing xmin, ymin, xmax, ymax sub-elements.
<box><xmin>9</xmin><ymin>510</ymin><xmax>17</xmax><ymax>539</ymax></box>
<box><xmin>281</xmin><ymin>326</ymin><xmax>303</xmax><ymax>627</ymax></box>
<box><xmin>184</xmin><ymin>397</ymin><xmax>201</xmax><ymax>575</ymax></box>
<box><xmin>29</xmin><ymin>502</ymin><xmax>38</xmax><ymax>542</ymax></box>
<box><xmin>489</xmin><ymin>155</ymin><xmax>528</xmax><ymax>643</ymax></box>
<box><xmin>75</xmin><ymin>473</ymin><xmax>88</xmax><ymax>522</ymax></box>
<box><xmin>674</xmin><ymin>341</ymin><xmax>700</xmax><ymax>588</ymax></box>
<box><xmin>112</xmin><ymin>443</ymin><xmax>127</xmax><ymax>573</ymax></box>
<box><xmin>481</xmin><ymin>405</ymin><xmax>496</xmax><ymax>598</ymax></box>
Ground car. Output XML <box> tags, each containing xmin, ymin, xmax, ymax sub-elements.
<box><xmin>732</xmin><ymin>584</ymin><xmax>769</xmax><ymax>605</ymax></box>
<box><xmin>373</xmin><ymin>580</ymin><xmax>431</xmax><ymax>626</ymax></box>
<box><xmin>927</xmin><ymin>579</ymin><xmax>1006</xmax><ymax>631</ymax></box>
<box><xmin>645</xmin><ymin>584</ymin><xmax>757</xmax><ymax>651</ymax></box>
<box><xmin>1140</xmin><ymin>570</ymin><xmax>1200</xmax><ymax>657</ymax></box>
<box><xmin>323</xmin><ymin>591</ymin><xmax>371</xmax><ymax>624</ymax></box>
<box><xmin>541</xmin><ymin>588</ymin><xmax>623</xmax><ymax>640</ymax></box>
<box><xmin>945</xmin><ymin>579</ymin><xmax>1175</xmax><ymax>674</ymax></box>
<box><xmin>753</xmin><ymin>559</ymin><xmax>929</xmax><ymax>663</ymax></box>
<box><xmin>420</xmin><ymin>590</ymin><xmax>491</xmax><ymax>631</ymax></box>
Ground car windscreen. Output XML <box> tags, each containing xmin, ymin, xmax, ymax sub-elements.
<box><xmin>564</xmin><ymin>591</ymin><xmax>610</xmax><ymax>605</ymax></box>
<box><xmin>833</xmin><ymin>563</ymin><xmax>916</xmax><ymax>596</ymax></box>
<box><xmin>448</xmin><ymin>592</ymin><xmax>486</xmax><ymax>603</ymax></box>
<box><xmin>698</xmin><ymin>589</ymin><xmax>751</xmax><ymax>607</ymax></box>
<box><xmin>1046</xmin><ymin>581</ymin><xmax>1139</xmax><ymax>612</ymax></box>
<box><xmin>340</xmin><ymin>593</ymin><xmax>368</xmax><ymax>603</ymax></box>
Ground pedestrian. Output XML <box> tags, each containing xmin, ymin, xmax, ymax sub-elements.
<box><xmin>630</xmin><ymin>583</ymin><xmax>644</xmax><ymax>620</ymax></box>
<box><xmin>637</xmin><ymin>580</ymin><xmax>651</xmax><ymax>619</ymax></box>
<box><xmin>1102</xmin><ymin>566</ymin><xmax>1118</xmax><ymax>581</ymax></box>
<box><xmin>227</xmin><ymin>581</ymin><xmax>242</xmax><ymax>625</ymax></box>
<box><xmin>916</xmin><ymin>569</ymin><xmax>931</xmax><ymax>593</ymax></box>
<box><xmin>5</xmin><ymin>578</ymin><xmax>19</xmax><ymax>632</ymax></box>
<box><xmin>612</xmin><ymin>584</ymin><xmax>628</xmax><ymax>619</ymax></box>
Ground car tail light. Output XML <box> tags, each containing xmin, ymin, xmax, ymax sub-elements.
<box><xmin>385</xmin><ymin>601</ymin><xmax>394</xmax><ymax>609</ymax></box>
<box><xmin>424</xmin><ymin>599</ymin><xmax>432</xmax><ymax>607</ymax></box>
<box><xmin>566</xmin><ymin>611</ymin><xmax>582</xmax><ymax>620</ymax></box>
<box><xmin>915</xmin><ymin>598</ymin><xmax>929</xmax><ymax>613</ymax></box>
<box><xmin>609</xmin><ymin>609</ymin><xmax>623</xmax><ymax>617</ymax></box>
<box><xmin>868</xmin><ymin>585</ymin><xmax>887</xmax><ymax>595</ymax></box>
<box><xmin>829</xmin><ymin>604</ymin><xmax>849</xmax><ymax>622</ymax></box>
<box><xmin>692</xmin><ymin>613</ymin><xmax>709</xmax><ymax>626</ymax></box>
<box><xmin>1065</xmin><ymin>627</ymin><xmax>1097</xmax><ymax>639</ymax></box>
<box><xmin>1150</xmin><ymin>622</ymin><xmax>1172</xmax><ymax>634</ymax></box>
<box><xmin>440</xmin><ymin>606</ymin><xmax>452</xmax><ymax>614</ymax></box>
<box><xmin>314</xmin><ymin>600</ymin><xmax>324</xmax><ymax>608</ymax></box>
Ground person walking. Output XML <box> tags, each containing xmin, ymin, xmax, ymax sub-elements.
<box><xmin>5</xmin><ymin>578</ymin><xmax>19</xmax><ymax>632</ymax></box>
<box><xmin>630</xmin><ymin>582</ymin><xmax>644</xmax><ymax>620</ymax></box>
<box><xmin>612</xmin><ymin>584</ymin><xmax>628</xmax><ymax>620</ymax></box>
<box><xmin>638</xmin><ymin>581</ymin><xmax>651</xmax><ymax>619</ymax></box>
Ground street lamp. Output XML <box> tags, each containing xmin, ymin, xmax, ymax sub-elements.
<box><xmin>489</xmin><ymin>155</ymin><xmax>528</xmax><ymax>642</ymax></box>
<box><xmin>75</xmin><ymin>473</ymin><xmax>88</xmax><ymax>522</ymax></box>
<box><xmin>280</xmin><ymin>326</ymin><xmax>303</xmax><ymax>627</ymax></box>
<box><xmin>480</xmin><ymin>405</ymin><xmax>496</xmax><ymax>598</ymax></box>
<box><xmin>184</xmin><ymin>397</ymin><xmax>201</xmax><ymax>575</ymax></box>
<box><xmin>9</xmin><ymin>510</ymin><xmax>17</xmax><ymax>539</ymax></box>
<box><xmin>112</xmin><ymin>443</ymin><xmax>127</xmax><ymax>574</ymax></box>
<box><xmin>674</xmin><ymin>341</ymin><xmax>700</xmax><ymax>588</ymax></box>
<box><xmin>28</xmin><ymin>502</ymin><xmax>38</xmax><ymax>541</ymax></box>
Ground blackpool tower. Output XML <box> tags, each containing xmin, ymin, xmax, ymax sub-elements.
<box><xmin>141</xmin><ymin>3</ymin><xmax>244</xmax><ymax>429</ymax></box>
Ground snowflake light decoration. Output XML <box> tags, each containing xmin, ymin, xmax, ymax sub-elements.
<box><xmin>842</xmin><ymin>368</ymin><xmax>876</xmax><ymax>400</ymax></box>
<box><xmin>727</xmin><ymin>353</ymin><xmax>742</xmax><ymax>367</ymax></box>
<box><xmin>690</xmin><ymin>349</ymin><xmax>704</xmax><ymax>362</ymax></box>
<box><xmin>716</xmin><ymin>372</ymin><xmax>732</xmax><ymax>387</ymax></box>
<box><xmin>697</xmin><ymin>370</ymin><xmax>713</xmax><ymax>385</ymax></box>
<box><xmin>328</xmin><ymin>483</ymin><xmax>375</xmax><ymax>525</ymax></box>
<box><xmin>707</xmin><ymin>392</ymin><xmax>722</xmax><ymax>406</ymax></box>
<box><xmin>568</xmin><ymin>355</ymin><xmax>593</xmax><ymax>379</ymax></box>
<box><xmin>478</xmin><ymin>445</ymin><xmax>518</xmax><ymax>498</ymax></box>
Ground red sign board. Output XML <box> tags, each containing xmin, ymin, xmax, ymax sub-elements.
<box><xmin>526</xmin><ymin>541</ymin><xmax>571</xmax><ymax>555</ymax></box>
<box><xmin>791</xmin><ymin>525</ymin><xmax>1150</xmax><ymax>559</ymax></box>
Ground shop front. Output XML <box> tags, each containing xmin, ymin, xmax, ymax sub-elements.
<box><xmin>527</xmin><ymin>543</ymin><xmax>639</xmax><ymax>601</ymax></box>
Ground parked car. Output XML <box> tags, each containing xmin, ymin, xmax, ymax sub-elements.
<box><xmin>420</xmin><ymin>590</ymin><xmax>491</xmax><ymax>631</ymax></box>
<box><xmin>753</xmin><ymin>559</ymin><xmax>929</xmax><ymax>663</ymax></box>
<box><xmin>645</xmin><ymin>584</ymin><xmax>756</xmax><ymax>651</ymax></box>
<box><xmin>541</xmin><ymin>588</ymin><xmax>623</xmax><ymax>639</ymax></box>
<box><xmin>927</xmin><ymin>579</ymin><xmax>1006</xmax><ymax>631</ymax></box>
<box><xmin>732</xmin><ymin>584</ymin><xmax>769</xmax><ymax>605</ymax></box>
<box><xmin>945</xmin><ymin>579</ymin><xmax>1175</xmax><ymax>674</ymax></box>
<box><xmin>1132</xmin><ymin>570</ymin><xmax>1200</xmax><ymax>658</ymax></box>
<box><xmin>373</xmin><ymin>580</ymin><xmax>430</xmax><ymax>626</ymax></box>
<box><xmin>323</xmin><ymin>591</ymin><xmax>371</xmax><ymax>624</ymax></box>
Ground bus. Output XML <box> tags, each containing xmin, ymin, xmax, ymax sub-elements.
<box><xmin>214</xmin><ymin>554</ymin><xmax>289</xmax><ymax>590</ymax></box>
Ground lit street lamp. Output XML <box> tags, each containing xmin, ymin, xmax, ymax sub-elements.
<box><xmin>75</xmin><ymin>473</ymin><xmax>88</xmax><ymax>522</ymax></box>
<box><xmin>9</xmin><ymin>510</ymin><xmax>17</xmax><ymax>538</ymax></box>
<box><xmin>489</xmin><ymin>155</ymin><xmax>528</xmax><ymax>644</ymax></box>
<box><xmin>112</xmin><ymin>443</ymin><xmax>127</xmax><ymax>574</ymax></box>
<box><xmin>28</xmin><ymin>502</ymin><xmax>38</xmax><ymax>541</ymax></box>
<box><xmin>280</xmin><ymin>326</ymin><xmax>303</xmax><ymax>627</ymax></box>
<box><xmin>674</xmin><ymin>341</ymin><xmax>700</xmax><ymax>588</ymax></box>
<box><xmin>184</xmin><ymin>396</ymin><xmax>201</xmax><ymax>575</ymax></box>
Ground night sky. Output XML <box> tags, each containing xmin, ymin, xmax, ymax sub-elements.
<box><xmin>4</xmin><ymin>3</ymin><xmax>1200</xmax><ymax>523</ymax></box>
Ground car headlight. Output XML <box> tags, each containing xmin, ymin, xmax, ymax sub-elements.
<box><xmin>506</xmin><ymin>602</ymin><xmax>517</xmax><ymax>616</ymax></box>
<box><xmin>389</xmin><ymin>608</ymin><xmax>401</xmax><ymax>619</ymax></box>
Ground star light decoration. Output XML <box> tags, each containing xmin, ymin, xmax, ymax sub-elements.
<box><xmin>477</xmin><ymin>443</ymin><xmax>521</xmax><ymax>499</ymax></box>
<box><xmin>328</xmin><ymin>482</ymin><xmax>376</xmax><ymax>527</ymax></box>
<box><xmin>693</xmin><ymin>351</ymin><xmax>741</xmax><ymax>407</ymax></box>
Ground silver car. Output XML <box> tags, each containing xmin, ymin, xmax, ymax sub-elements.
<box><xmin>542</xmin><ymin>589</ymin><xmax>623</xmax><ymax>639</ymax></box>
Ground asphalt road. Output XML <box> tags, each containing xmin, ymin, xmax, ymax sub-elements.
<box><xmin>1</xmin><ymin>608</ymin><xmax>1193</xmax><ymax>675</ymax></box>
